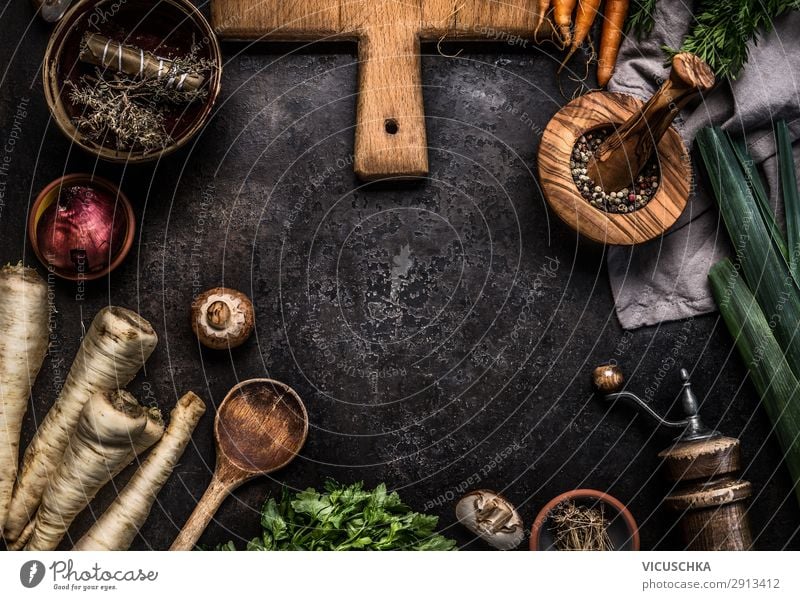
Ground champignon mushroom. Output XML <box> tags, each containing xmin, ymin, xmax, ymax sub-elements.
<box><xmin>455</xmin><ymin>489</ymin><xmax>524</xmax><ymax>550</ymax></box>
<box><xmin>190</xmin><ymin>287</ymin><xmax>254</xmax><ymax>350</ymax></box>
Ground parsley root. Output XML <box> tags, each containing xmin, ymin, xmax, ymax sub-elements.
<box><xmin>4</xmin><ymin>307</ymin><xmax>157</xmax><ymax>543</ymax></box>
<box><xmin>74</xmin><ymin>392</ymin><xmax>206</xmax><ymax>551</ymax></box>
<box><xmin>24</xmin><ymin>389</ymin><xmax>163</xmax><ymax>550</ymax></box>
<box><xmin>0</xmin><ymin>264</ymin><xmax>48</xmax><ymax>534</ymax></box>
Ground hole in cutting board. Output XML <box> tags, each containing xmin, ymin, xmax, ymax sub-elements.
<box><xmin>384</xmin><ymin>119</ymin><xmax>399</xmax><ymax>135</ymax></box>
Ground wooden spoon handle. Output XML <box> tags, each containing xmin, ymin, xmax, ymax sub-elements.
<box><xmin>170</xmin><ymin>473</ymin><xmax>239</xmax><ymax>551</ymax></box>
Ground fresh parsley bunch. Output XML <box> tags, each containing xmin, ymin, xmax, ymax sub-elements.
<box><xmin>219</xmin><ymin>481</ymin><xmax>457</xmax><ymax>551</ymax></box>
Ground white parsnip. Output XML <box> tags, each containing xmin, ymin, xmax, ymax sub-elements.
<box><xmin>4</xmin><ymin>306</ymin><xmax>157</xmax><ymax>542</ymax></box>
<box><xmin>24</xmin><ymin>390</ymin><xmax>162</xmax><ymax>550</ymax></box>
<box><xmin>131</xmin><ymin>407</ymin><xmax>165</xmax><ymax>459</ymax></box>
<box><xmin>7</xmin><ymin>400</ymin><xmax>163</xmax><ymax>551</ymax></box>
<box><xmin>0</xmin><ymin>264</ymin><xmax>48</xmax><ymax>533</ymax></box>
<box><xmin>74</xmin><ymin>392</ymin><xmax>206</xmax><ymax>550</ymax></box>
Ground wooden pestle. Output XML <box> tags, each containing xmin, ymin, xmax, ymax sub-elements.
<box><xmin>586</xmin><ymin>53</ymin><xmax>715</xmax><ymax>192</ymax></box>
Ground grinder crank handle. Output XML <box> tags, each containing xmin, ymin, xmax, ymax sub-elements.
<box><xmin>592</xmin><ymin>364</ymin><xmax>718</xmax><ymax>441</ymax></box>
<box><xmin>587</xmin><ymin>53</ymin><xmax>715</xmax><ymax>192</ymax></box>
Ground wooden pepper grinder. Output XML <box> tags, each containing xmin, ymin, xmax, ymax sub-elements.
<box><xmin>587</xmin><ymin>53</ymin><xmax>716</xmax><ymax>191</ymax></box>
<box><xmin>593</xmin><ymin>364</ymin><xmax>754</xmax><ymax>551</ymax></box>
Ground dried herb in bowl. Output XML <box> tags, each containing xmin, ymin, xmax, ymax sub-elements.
<box><xmin>217</xmin><ymin>481</ymin><xmax>457</xmax><ymax>551</ymax></box>
<box><xmin>549</xmin><ymin>501</ymin><xmax>614</xmax><ymax>551</ymax></box>
<box><xmin>44</xmin><ymin>0</ymin><xmax>222</xmax><ymax>163</ymax></box>
<box><xmin>68</xmin><ymin>35</ymin><xmax>214</xmax><ymax>153</ymax></box>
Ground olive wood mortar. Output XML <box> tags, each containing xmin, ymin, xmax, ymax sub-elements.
<box><xmin>538</xmin><ymin>53</ymin><xmax>715</xmax><ymax>245</ymax></box>
<box><xmin>170</xmin><ymin>379</ymin><xmax>308</xmax><ymax>550</ymax></box>
<box><xmin>211</xmin><ymin>0</ymin><xmax>555</xmax><ymax>180</ymax></box>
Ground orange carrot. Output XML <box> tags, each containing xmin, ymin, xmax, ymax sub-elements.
<box><xmin>597</xmin><ymin>0</ymin><xmax>630</xmax><ymax>86</ymax></box>
<box><xmin>571</xmin><ymin>0</ymin><xmax>602</xmax><ymax>53</ymax></box>
<box><xmin>553</xmin><ymin>0</ymin><xmax>578</xmax><ymax>46</ymax></box>
<box><xmin>536</xmin><ymin>0</ymin><xmax>551</xmax><ymax>31</ymax></box>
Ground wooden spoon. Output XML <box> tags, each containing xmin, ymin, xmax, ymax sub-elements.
<box><xmin>170</xmin><ymin>379</ymin><xmax>308</xmax><ymax>550</ymax></box>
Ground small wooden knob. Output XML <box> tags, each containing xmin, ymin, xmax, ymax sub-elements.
<box><xmin>592</xmin><ymin>364</ymin><xmax>624</xmax><ymax>394</ymax></box>
<box><xmin>586</xmin><ymin>53</ymin><xmax>715</xmax><ymax>192</ymax></box>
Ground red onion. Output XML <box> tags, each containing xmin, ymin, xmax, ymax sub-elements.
<box><xmin>36</xmin><ymin>185</ymin><xmax>127</xmax><ymax>277</ymax></box>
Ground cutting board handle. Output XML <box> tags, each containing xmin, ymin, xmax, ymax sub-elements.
<box><xmin>353</xmin><ymin>28</ymin><xmax>428</xmax><ymax>180</ymax></box>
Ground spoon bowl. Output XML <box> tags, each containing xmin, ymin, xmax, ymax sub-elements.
<box><xmin>171</xmin><ymin>379</ymin><xmax>308</xmax><ymax>550</ymax></box>
<box><xmin>216</xmin><ymin>379</ymin><xmax>308</xmax><ymax>473</ymax></box>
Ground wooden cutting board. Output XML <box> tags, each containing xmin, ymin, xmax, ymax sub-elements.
<box><xmin>211</xmin><ymin>1</ymin><xmax>552</xmax><ymax>180</ymax></box>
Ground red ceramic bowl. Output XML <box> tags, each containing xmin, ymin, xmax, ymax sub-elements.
<box><xmin>530</xmin><ymin>489</ymin><xmax>640</xmax><ymax>551</ymax></box>
<box><xmin>28</xmin><ymin>174</ymin><xmax>135</xmax><ymax>281</ymax></box>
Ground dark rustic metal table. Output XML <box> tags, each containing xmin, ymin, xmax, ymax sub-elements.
<box><xmin>1</xmin><ymin>1</ymin><xmax>797</xmax><ymax>550</ymax></box>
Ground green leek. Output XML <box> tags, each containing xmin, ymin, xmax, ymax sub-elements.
<box><xmin>709</xmin><ymin>260</ymin><xmax>800</xmax><ymax>504</ymax></box>
<box><xmin>731</xmin><ymin>138</ymin><xmax>788</xmax><ymax>262</ymax></box>
<box><xmin>701</xmin><ymin>124</ymin><xmax>800</xmax><ymax>505</ymax></box>
<box><xmin>697</xmin><ymin>127</ymin><xmax>800</xmax><ymax>375</ymax></box>
<box><xmin>778</xmin><ymin>120</ymin><xmax>800</xmax><ymax>281</ymax></box>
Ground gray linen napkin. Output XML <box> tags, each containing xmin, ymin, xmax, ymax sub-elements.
<box><xmin>606</xmin><ymin>2</ymin><xmax>800</xmax><ymax>329</ymax></box>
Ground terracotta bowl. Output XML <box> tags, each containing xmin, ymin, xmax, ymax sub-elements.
<box><xmin>43</xmin><ymin>0</ymin><xmax>222</xmax><ymax>163</ymax></box>
<box><xmin>530</xmin><ymin>489</ymin><xmax>640</xmax><ymax>551</ymax></box>
<box><xmin>28</xmin><ymin>174</ymin><xmax>135</xmax><ymax>281</ymax></box>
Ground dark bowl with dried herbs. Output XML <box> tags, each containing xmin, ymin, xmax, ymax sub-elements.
<box><xmin>43</xmin><ymin>0</ymin><xmax>221</xmax><ymax>163</ymax></box>
<box><xmin>529</xmin><ymin>489</ymin><xmax>640</xmax><ymax>551</ymax></box>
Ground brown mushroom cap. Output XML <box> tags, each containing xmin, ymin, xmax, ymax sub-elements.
<box><xmin>190</xmin><ymin>287</ymin><xmax>254</xmax><ymax>350</ymax></box>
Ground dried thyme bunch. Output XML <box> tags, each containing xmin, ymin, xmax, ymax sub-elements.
<box><xmin>69</xmin><ymin>42</ymin><xmax>213</xmax><ymax>152</ymax></box>
<box><xmin>549</xmin><ymin>501</ymin><xmax>614</xmax><ymax>551</ymax></box>
<box><xmin>68</xmin><ymin>77</ymin><xmax>172</xmax><ymax>151</ymax></box>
